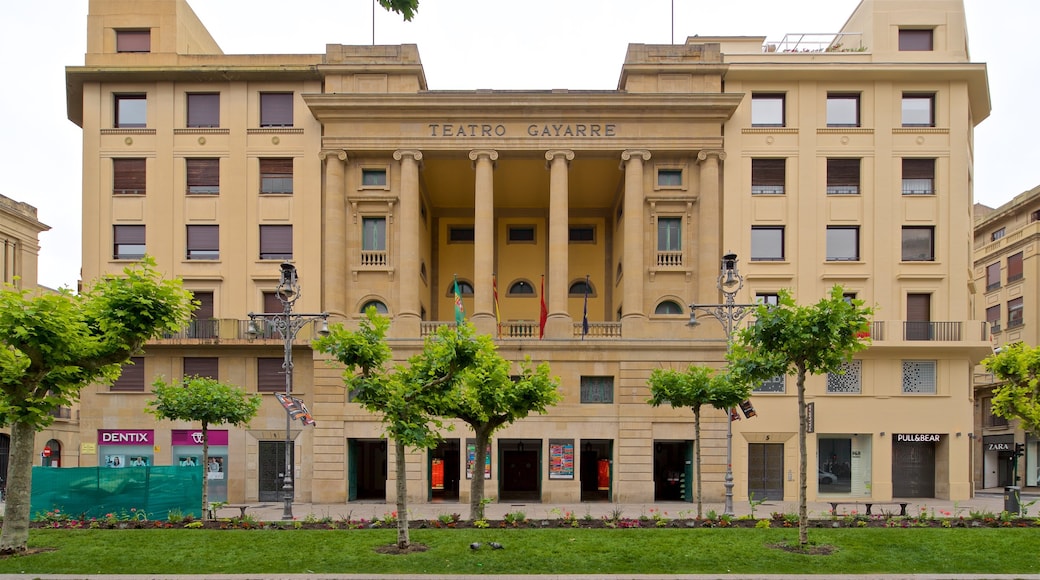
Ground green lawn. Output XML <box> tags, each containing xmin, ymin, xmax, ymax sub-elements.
<box><xmin>6</xmin><ymin>528</ymin><xmax>1037</xmax><ymax>575</ymax></box>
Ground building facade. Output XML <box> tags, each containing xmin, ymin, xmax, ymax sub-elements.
<box><xmin>973</xmin><ymin>187</ymin><xmax>1040</xmax><ymax>490</ymax></box>
<box><xmin>64</xmin><ymin>0</ymin><xmax>990</xmax><ymax>506</ymax></box>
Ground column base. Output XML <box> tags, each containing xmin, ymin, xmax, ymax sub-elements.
<box><xmin>544</xmin><ymin>314</ymin><xmax>573</xmax><ymax>339</ymax></box>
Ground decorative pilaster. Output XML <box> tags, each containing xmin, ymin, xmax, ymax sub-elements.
<box><xmin>319</xmin><ymin>149</ymin><xmax>347</xmax><ymax>319</ymax></box>
<box><xmin>393</xmin><ymin>149</ymin><xmax>423</xmax><ymax>335</ymax></box>
<box><xmin>697</xmin><ymin>150</ymin><xmax>726</xmax><ymax>302</ymax></box>
<box><xmin>468</xmin><ymin>149</ymin><xmax>499</xmax><ymax>335</ymax></box>
<box><xmin>620</xmin><ymin>150</ymin><xmax>651</xmax><ymax>332</ymax></box>
<box><xmin>545</xmin><ymin>149</ymin><xmax>575</xmax><ymax>338</ymax></box>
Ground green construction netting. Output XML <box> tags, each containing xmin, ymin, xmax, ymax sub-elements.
<box><xmin>30</xmin><ymin>465</ymin><xmax>204</xmax><ymax>521</ymax></box>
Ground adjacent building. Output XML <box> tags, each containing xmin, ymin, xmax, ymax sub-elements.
<box><xmin>62</xmin><ymin>0</ymin><xmax>991</xmax><ymax>506</ymax></box>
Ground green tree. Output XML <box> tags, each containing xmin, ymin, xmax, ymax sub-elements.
<box><xmin>146</xmin><ymin>376</ymin><xmax>262</xmax><ymax>518</ymax></box>
<box><xmin>0</xmin><ymin>258</ymin><xmax>193</xmax><ymax>553</ymax></box>
<box><xmin>315</xmin><ymin>309</ymin><xmax>478</xmax><ymax>548</ymax></box>
<box><xmin>436</xmin><ymin>336</ymin><xmax>560</xmax><ymax>520</ymax></box>
<box><xmin>984</xmin><ymin>342</ymin><xmax>1040</xmax><ymax>436</ymax></box>
<box><xmin>647</xmin><ymin>365</ymin><xmax>750</xmax><ymax>518</ymax></box>
<box><xmin>728</xmin><ymin>286</ymin><xmax>871</xmax><ymax>546</ymax></box>
<box><xmin>378</xmin><ymin>0</ymin><xmax>419</xmax><ymax>20</ymax></box>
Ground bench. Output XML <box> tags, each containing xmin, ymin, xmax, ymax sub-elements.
<box><xmin>828</xmin><ymin>501</ymin><xmax>909</xmax><ymax>516</ymax></box>
<box><xmin>207</xmin><ymin>504</ymin><xmax>253</xmax><ymax>519</ymax></box>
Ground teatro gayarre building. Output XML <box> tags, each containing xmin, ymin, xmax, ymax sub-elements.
<box><xmin>62</xmin><ymin>0</ymin><xmax>990</xmax><ymax>507</ymax></box>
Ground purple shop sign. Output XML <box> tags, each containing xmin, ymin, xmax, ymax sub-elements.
<box><xmin>98</xmin><ymin>429</ymin><xmax>154</xmax><ymax>446</ymax></box>
<box><xmin>171</xmin><ymin>429</ymin><xmax>228</xmax><ymax>446</ymax></box>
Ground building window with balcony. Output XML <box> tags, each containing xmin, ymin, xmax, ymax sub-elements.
<box><xmin>902</xmin><ymin>360</ymin><xmax>937</xmax><ymax>394</ymax></box>
<box><xmin>902</xmin><ymin>159</ymin><xmax>935</xmax><ymax>195</ymax></box>
<box><xmin>751</xmin><ymin>226</ymin><xmax>785</xmax><ymax>261</ymax></box>
<box><xmin>657</xmin><ymin>217</ymin><xmax>682</xmax><ymax>266</ymax></box>
<box><xmin>751</xmin><ymin>158</ymin><xmax>785</xmax><ymax>194</ymax></box>
<box><xmin>986</xmin><ymin>262</ymin><xmax>1001</xmax><ymax>291</ymax></box>
<box><xmin>1008</xmin><ymin>251</ymin><xmax>1024</xmax><ymax>282</ymax></box>
<box><xmin>259</xmin><ymin>225</ymin><xmax>292</xmax><ymax>260</ymax></box>
<box><xmin>361</xmin><ymin>217</ymin><xmax>387</xmax><ymax>266</ymax></box>
<box><xmin>259</xmin><ymin>92</ymin><xmax>293</xmax><ymax>127</ymax></box>
<box><xmin>753</xmin><ymin>375</ymin><xmax>785</xmax><ymax>393</ymax></box>
<box><xmin>111</xmin><ymin>357</ymin><xmax>145</xmax><ymax>392</ymax></box>
<box><xmin>115</xmin><ymin>29</ymin><xmax>151</xmax><ymax>53</ymax></box>
<box><xmin>826</xmin><ymin>93</ymin><xmax>860</xmax><ymax>127</ymax></box>
<box><xmin>1008</xmin><ymin>297</ymin><xmax>1024</xmax><ymax>329</ymax></box>
<box><xmin>183</xmin><ymin>357</ymin><xmax>218</xmax><ymax>380</ymax></box>
<box><xmin>580</xmin><ymin>376</ymin><xmax>614</xmax><ymax>404</ymax></box>
<box><xmin>899</xmin><ymin>29</ymin><xmax>933</xmax><ymax>51</ymax></box>
<box><xmin>826</xmin><ymin>226</ymin><xmax>860</xmax><ymax>261</ymax></box>
<box><xmin>186</xmin><ymin>158</ymin><xmax>219</xmax><ymax>195</ymax></box>
<box><xmin>113</xmin><ymin>225</ymin><xmax>146</xmax><ymax>260</ymax></box>
<box><xmin>186</xmin><ymin>93</ymin><xmax>219</xmax><ymax>128</ymax></box>
<box><xmin>186</xmin><ymin>225</ymin><xmax>219</xmax><ymax>260</ymax></box>
<box><xmin>991</xmin><ymin>228</ymin><xmax>1006</xmax><ymax>242</ymax></box>
<box><xmin>902</xmin><ymin>93</ymin><xmax>935</xmax><ymax>127</ymax></box>
<box><xmin>827</xmin><ymin>360</ymin><xmax>861</xmax><ymax>394</ymax></box>
<box><xmin>114</xmin><ymin>94</ymin><xmax>146</xmax><ymax>128</ymax></box>
<box><xmin>751</xmin><ymin>93</ymin><xmax>785</xmax><ymax>127</ymax></box>
<box><xmin>189</xmin><ymin>291</ymin><xmax>216</xmax><ymax>339</ymax></box>
<box><xmin>257</xmin><ymin>358</ymin><xmax>286</xmax><ymax>393</ymax></box>
<box><xmin>827</xmin><ymin>158</ymin><xmax>860</xmax><ymax>194</ymax></box>
<box><xmin>259</xmin><ymin>158</ymin><xmax>293</xmax><ymax>194</ymax></box>
<box><xmin>113</xmin><ymin>158</ymin><xmax>146</xmax><ymax>195</ymax></box>
<box><xmin>901</xmin><ymin>226</ymin><xmax>935</xmax><ymax>261</ymax></box>
<box><xmin>987</xmin><ymin>305</ymin><xmax>1001</xmax><ymax>334</ymax></box>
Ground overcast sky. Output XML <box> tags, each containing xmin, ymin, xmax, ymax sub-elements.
<box><xmin>3</xmin><ymin>0</ymin><xmax>1036</xmax><ymax>290</ymax></box>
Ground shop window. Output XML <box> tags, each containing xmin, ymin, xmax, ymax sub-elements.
<box><xmin>827</xmin><ymin>360</ymin><xmax>861</xmax><ymax>393</ymax></box>
<box><xmin>508</xmin><ymin>225</ymin><xmax>536</xmax><ymax>243</ymax></box>
<box><xmin>259</xmin><ymin>92</ymin><xmax>293</xmax><ymax>127</ymax></box>
<box><xmin>186</xmin><ymin>93</ymin><xmax>219</xmax><ymax>128</ymax></box>
<box><xmin>361</xmin><ymin>300</ymin><xmax>389</xmax><ymax>314</ymax></box>
<box><xmin>902</xmin><ymin>360</ymin><xmax>936</xmax><ymax>394</ymax></box>
<box><xmin>818</xmin><ymin>437</ymin><xmax>857</xmax><ymax>494</ymax></box>
<box><xmin>113</xmin><ymin>225</ymin><xmax>145</xmax><ymax>260</ymax></box>
<box><xmin>114</xmin><ymin>94</ymin><xmax>146</xmax><ymax>128</ymax></box>
<box><xmin>111</xmin><ymin>357</ymin><xmax>145</xmax><ymax>392</ymax></box>
<box><xmin>1008</xmin><ymin>297</ymin><xmax>1024</xmax><ymax>328</ymax></box>
<box><xmin>899</xmin><ymin>29</ymin><xmax>933</xmax><ymax>51</ymax></box>
<box><xmin>183</xmin><ymin>357</ymin><xmax>218</xmax><ymax>380</ymax></box>
<box><xmin>986</xmin><ymin>262</ymin><xmax>1001</xmax><ymax>291</ymax></box>
<box><xmin>186</xmin><ymin>225</ymin><xmax>219</xmax><ymax>260</ymax></box>
<box><xmin>113</xmin><ymin>158</ymin><xmax>146</xmax><ymax>195</ymax></box>
<box><xmin>987</xmin><ymin>305</ymin><xmax>1001</xmax><ymax>333</ymax></box>
<box><xmin>580</xmin><ymin>376</ymin><xmax>614</xmax><ymax>404</ymax></box>
<box><xmin>257</xmin><ymin>358</ymin><xmax>286</xmax><ymax>393</ymax></box>
<box><xmin>826</xmin><ymin>158</ymin><xmax>860</xmax><ymax>194</ymax></box>
<box><xmin>751</xmin><ymin>93</ymin><xmax>785</xmax><ymax>127</ymax></box>
<box><xmin>654</xmin><ymin>300</ymin><xmax>682</xmax><ymax>315</ymax></box>
<box><xmin>569</xmin><ymin>225</ymin><xmax>595</xmax><ymax>242</ymax></box>
<box><xmin>751</xmin><ymin>158</ymin><xmax>785</xmax><ymax>194</ymax></box>
<box><xmin>115</xmin><ymin>29</ymin><xmax>150</xmax><ymax>53</ymax></box>
<box><xmin>826</xmin><ymin>93</ymin><xmax>860</xmax><ymax>127</ymax></box>
<box><xmin>901</xmin><ymin>226</ymin><xmax>934</xmax><ymax>261</ymax></box>
<box><xmin>186</xmin><ymin>158</ymin><xmax>219</xmax><ymax>195</ymax></box>
<box><xmin>1008</xmin><ymin>251</ymin><xmax>1023</xmax><ymax>282</ymax></box>
<box><xmin>657</xmin><ymin>217</ymin><xmax>682</xmax><ymax>266</ymax></box>
<box><xmin>753</xmin><ymin>375</ymin><xmax>785</xmax><ymax>393</ymax></box>
<box><xmin>259</xmin><ymin>158</ymin><xmax>293</xmax><ymax>194</ymax></box>
<box><xmin>448</xmin><ymin>226</ymin><xmax>474</xmax><ymax>243</ymax></box>
<box><xmin>259</xmin><ymin>225</ymin><xmax>292</xmax><ymax>260</ymax></box>
<box><xmin>902</xmin><ymin>159</ymin><xmax>935</xmax><ymax>195</ymax></box>
<box><xmin>751</xmin><ymin>226</ymin><xmax>785</xmax><ymax>261</ymax></box>
<box><xmin>902</xmin><ymin>93</ymin><xmax>935</xmax><ymax>127</ymax></box>
<box><xmin>826</xmin><ymin>226</ymin><xmax>860</xmax><ymax>261</ymax></box>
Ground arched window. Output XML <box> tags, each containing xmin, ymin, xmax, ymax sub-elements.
<box><xmin>569</xmin><ymin>279</ymin><xmax>594</xmax><ymax>296</ymax></box>
<box><xmin>361</xmin><ymin>300</ymin><xmax>388</xmax><ymax>314</ymax></box>
<box><xmin>508</xmin><ymin>280</ymin><xmax>535</xmax><ymax>295</ymax></box>
<box><xmin>447</xmin><ymin>280</ymin><xmax>474</xmax><ymax>296</ymax></box>
<box><xmin>655</xmin><ymin>300</ymin><xmax>684</xmax><ymax>315</ymax></box>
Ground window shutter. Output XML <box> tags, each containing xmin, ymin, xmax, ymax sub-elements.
<box><xmin>113</xmin><ymin>158</ymin><xmax>146</xmax><ymax>194</ymax></box>
<box><xmin>183</xmin><ymin>357</ymin><xmax>218</xmax><ymax>379</ymax></box>
<box><xmin>116</xmin><ymin>30</ymin><xmax>150</xmax><ymax>52</ymax></box>
<box><xmin>186</xmin><ymin>225</ymin><xmax>219</xmax><ymax>254</ymax></box>
<box><xmin>260</xmin><ymin>93</ymin><xmax>293</xmax><ymax>127</ymax></box>
<box><xmin>752</xmin><ymin>159</ymin><xmax>785</xmax><ymax>186</ymax></box>
<box><xmin>257</xmin><ymin>358</ymin><xmax>286</xmax><ymax>392</ymax></box>
<box><xmin>186</xmin><ymin>94</ymin><xmax>219</xmax><ymax>127</ymax></box>
<box><xmin>259</xmin><ymin>225</ymin><xmax>293</xmax><ymax>259</ymax></box>
<box><xmin>260</xmin><ymin>158</ymin><xmax>293</xmax><ymax>175</ymax></box>
<box><xmin>186</xmin><ymin>158</ymin><xmax>219</xmax><ymax>193</ymax></box>
<box><xmin>114</xmin><ymin>225</ymin><xmax>146</xmax><ymax>245</ymax></box>
<box><xmin>192</xmin><ymin>291</ymin><xmax>214</xmax><ymax>319</ymax></box>
<box><xmin>263</xmin><ymin>292</ymin><xmax>283</xmax><ymax>314</ymax></box>
<box><xmin>903</xmin><ymin>159</ymin><xmax>934</xmax><ymax>179</ymax></box>
<box><xmin>907</xmin><ymin>293</ymin><xmax>931</xmax><ymax>322</ymax></box>
<box><xmin>111</xmin><ymin>357</ymin><xmax>145</xmax><ymax>391</ymax></box>
<box><xmin>1008</xmin><ymin>252</ymin><xmax>1024</xmax><ymax>280</ymax></box>
<box><xmin>827</xmin><ymin>159</ymin><xmax>860</xmax><ymax>186</ymax></box>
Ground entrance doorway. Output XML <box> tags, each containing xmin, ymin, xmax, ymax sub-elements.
<box><xmin>348</xmin><ymin>438</ymin><xmax>387</xmax><ymax>501</ymax></box>
<box><xmin>429</xmin><ymin>439</ymin><xmax>460</xmax><ymax>501</ymax></box>
<box><xmin>580</xmin><ymin>439</ymin><xmax>612</xmax><ymax>502</ymax></box>
<box><xmin>892</xmin><ymin>440</ymin><xmax>936</xmax><ymax>497</ymax></box>
<box><xmin>258</xmin><ymin>441</ymin><xmax>294</xmax><ymax>502</ymax></box>
<box><xmin>748</xmin><ymin>443</ymin><xmax>784</xmax><ymax>500</ymax></box>
<box><xmin>42</xmin><ymin>439</ymin><xmax>62</xmax><ymax>468</ymax></box>
<box><xmin>499</xmin><ymin>439</ymin><xmax>541</xmax><ymax>502</ymax></box>
<box><xmin>653</xmin><ymin>440</ymin><xmax>692</xmax><ymax>502</ymax></box>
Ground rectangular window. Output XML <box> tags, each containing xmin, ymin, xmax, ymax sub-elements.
<box><xmin>906</xmin><ymin>293</ymin><xmax>931</xmax><ymax>341</ymax></box>
<box><xmin>259</xmin><ymin>158</ymin><xmax>293</xmax><ymax>194</ymax></box>
<box><xmin>113</xmin><ymin>225</ymin><xmax>145</xmax><ymax>260</ymax></box>
<box><xmin>113</xmin><ymin>158</ymin><xmax>146</xmax><ymax>195</ymax></box>
<box><xmin>902</xmin><ymin>360</ymin><xmax>936</xmax><ymax>394</ymax></box>
<box><xmin>259</xmin><ymin>225</ymin><xmax>292</xmax><ymax>260</ymax></box>
<box><xmin>580</xmin><ymin>376</ymin><xmax>614</xmax><ymax>404</ymax></box>
<box><xmin>257</xmin><ymin>358</ymin><xmax>286</xmax><ymax>393</ymax></box>
<box><xmin>186</xmin><ymin>93</ymin><xmax>219</xmax><ymax>128</ymax></box>
<box><xmin>986</xmin><ymin>262</ymin><xmax>1001</xmax><ymax>291</ymax></box>
<box><xmin>116</xmin><ymin>30</ymin><xmax>151</xmax><ymax>53</ymax></box>
<box><xmin>902</xmin><ymin>159</ymin><xmax>935</xmax><ymax>195</ymax></box>
<box><xmin>901</xmin><ymin>226</ymin><xmax>935</xmax><ymax>261</ymax></box>
<box><xmin>508</xmin><ymin>226</ymin><xmax>536</xmax><ymax>243</ymax></box>
<box><xmin>751</xmin><ymin>159</ymin><xmax>785</xmax><ymax>194</ymax></box>
<box><xmin>751</xmin><ymin>93</ymin><xmax>785</xmax><ymax>127</ymax></box>
<box><xmin>756</xmin><ymin>293</ymin><xmax>779</xmax><ymax>306</ymax></box>
<box><xmin>448</xmin><ymin>226</ymin><xmax>474</xmax><ymax>243</ymax></box>
<box><xmin>186</xmin><ymin>225</ymin><xmax>219</xmax><ymax>260</ymax></box>
<box><xmin>186</xmin><ymin>158</ymin><xmax>219</xmax><ymax>194</ymax></box>
<box><xmin>827</xmin><ymin>360</ymin><xmax>861</xmax><ymax>394</ymax></box>
<box><xmin>1008</xmin><ymin>251</ymin><xmax>1024</xmax><ymax>282</ymax></box>
<box><xmin>569</xmin><ymin>226</ymin><xmax>595</xmax><ymax>242</ymax></box>
<box><xmin>183</xmin><ymin>357</ymin><xmax>218</xmax><ymax>380</ymax></box>
<box><xmin>111</xmin><ymin>357</ymin><xmax>145</xmax><ymax>392</ymax></box>
<box><xmin>902</xmin><ymin>93</ymin><xmax>935</xmax><ymax>127</ymax></box>
<box><xmin>751</xmin><ymin>226</ymin><xmax>785</xmax><ymax>261</ymax></box>
<box><xmin>826</xmin><ymin>93</ymin><xmax>860</xmax><ymax>127</ymax></box>
<box><xmin>361</xmin><ymin>168</ymin><xmax>387</xmax><ymax>187</ymax></box>
<box><xmin>259</xmin><ymin>92</ymin><xmax>293</xmax><ymax>127</ymax></box>
<box><xmin>983</xmin><ymin>397</ymin><xmax>1009</xmax><ymax>428</ymax></box>
<box><xmin>115</xmin><ymin>94</ymin><xmax>146</xmax><ymax>128</ymax></box>
<box><xmin>1008</xmin><ymin>297</ymin><xmax>1024</xmax><ymax>328</ymax></box>
<box><xmin>991</xmin><ymin>228</ymin><xmax>1006</xmax><ymax>242</ymax></box>
<box><xmin>827</xmin><ymin>159</ymin><xmax>860</xmax><ymax>194</ymax></box>
<box><xmin>986</xmin><ymin>305</ymin><xmax>1001</xmax><ymax>333</ymax></box>
<box><xmin>657</xmin><ymin>169</ymin><xmax>682</xmax><ymax>187</ymax></box>
<box><xmin>826</xmin><ymin>226</ymin><xmax>860</xmax><ymax>261</ymax></box>
<box><xmin>753</xmin><ymin>375</ymin><xmax>785</xmax><ymax>393</ymax></box>
<box><xmin>899</xmin><ymin>29</ymin><xmax>933</xmax><ymax>51</ymax></box>
<box><xmin>362</xmin><ymin>217</ymin><xmax>387</xmax><ymax>251</ymax></box>
<box><xmin>189</xmin><ymin>290</ymin><xmax>216</xmax><ymax>339</ymax></box>
<box><xmin>657</xmin><ymin>217</ymin><xmax>681</xmax><ymax>251</ymax></box>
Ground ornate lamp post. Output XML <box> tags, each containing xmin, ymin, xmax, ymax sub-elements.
<box><xmin>248</xmin><ymin>262</ymin><xmax>328</xmax><ymax>520</ymax></box>
<box><xmin>688</xmin><ymin>253</ymin><xmax>758</xmax><ymax>516</ymax></box>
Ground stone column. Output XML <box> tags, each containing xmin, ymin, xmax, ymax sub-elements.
<box><xmin>469</xmin><ymin>149</ymin><xmax>499</xmax><ymax>336</ymax></box>
<box><xmin>697</xmin><ymin>150</ymin><xmax>726</xmax><ymax>302</ymax></box>
<box><xmin>393</xmin><ymin>149</ymin><xmax>423</xmax><ymax>336</ymax></box>
<box><xmin>545</xmin><ymin>150</ymin><xmax>575</xmax><ymax>338</ymax></box>
<box><xmin>319</xmin><ymin>149</ymin><xmax>347</xmax><ymax>319</ymax></box>
<box><xmin>621</xmin><ymin>150</ymin><xmax>651</xmax><ymax>335</ymax></box>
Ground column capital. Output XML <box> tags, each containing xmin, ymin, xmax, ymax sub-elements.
<box><xmin>393</xmin><ymin>149</ymin><xmax>423</xmax><ymax>162</ymax></box>
<box><xmin>697</xmin><ymin>150</ymin><xmax>727</xmax><ymax>163</ymax></box>
<box><xmin>620</xmin><ymin>149</ymin><xmax>651</xmax><ymax>168</ymax></box>
<box><xmin>545</xmin><ymin>149</ymin><xmax>575</xmax><ymax>163</ymax></box>
<box><xmin>318</xmin><ymin>149</ymin><xmax>347</xmax><ymax>162</ymax></box>
<box><xmin>468</xmin><ymin>149</ymin><xmax>499</xmax><ymax>164</ymax></box>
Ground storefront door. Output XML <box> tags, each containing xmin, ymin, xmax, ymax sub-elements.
<box><xmin>748</xmin><ymin>443</ymin><xmax>784</xmax><ymax>500</ymax></box>
<box><xmin>892</xmin><ymin>439</ymin><xmax>936</xmax><ymax>497</ymax></box>
<box><xmin>259</xmin><ymin>441</ymin><xmax>293</xmax><ymax>502</ymax></box>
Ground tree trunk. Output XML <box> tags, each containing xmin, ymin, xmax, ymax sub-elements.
<box><xmin>796</xmin><ymin>362</ymin><xmax>808</xmax><ymax>546</ymax></box>
<box><xmin>0</xmin><ymin>422</ymin><xmax>37</xmax><ymax>553</ymax></box>
<box><xmin>201</xmin><ymin>422</ymin><xmax>210</xmax><ymax>519</ymax></box>
<box><xmin>693</xmin><ymin>405</ymin><xmax>702</xmax><ymax>518</ymax></box>
<box><xmin>394</xmin><ymin>440</ymin><xmax>410</xmax><ymax>549</ymax></box>
<box><xmin>468</xmin><ymin>426</ymin><xmax>491</xmax><ymax>520</ymax></box>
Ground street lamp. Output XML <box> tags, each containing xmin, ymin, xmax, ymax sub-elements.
<box><xmin>688</xmin><ymin>253</ymin><xmax>758</xmax><ymax>516</ymax></box>
<box><xmin>248</xmin><ymin>262</ymin><xmax>329</xmax><ymax>520</ymax></box>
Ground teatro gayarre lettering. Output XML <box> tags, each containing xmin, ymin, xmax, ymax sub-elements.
<box><xmin>895</xmin><ymin>433</ymin><xmax>941</xmax><ymax>442</ymax></box>
<box><xmin>428</xmin><ymin>123</ymin><xmax>617</xmax><ymax>138</ymax></box>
